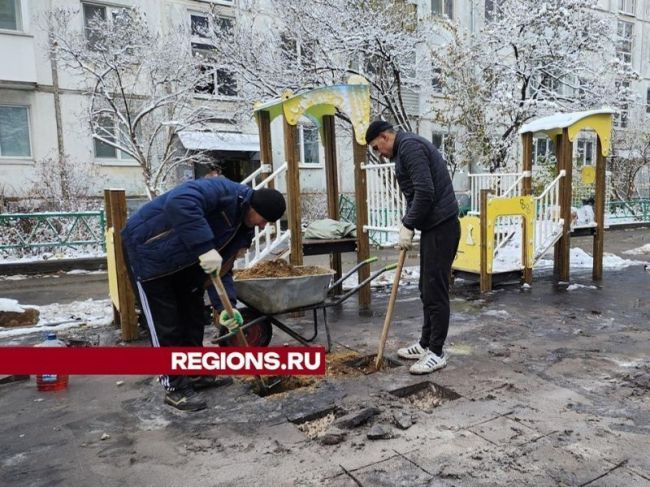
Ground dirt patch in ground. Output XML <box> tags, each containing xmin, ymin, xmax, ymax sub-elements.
<box><xmin>241</xmin><ymin>350</ymin><xmax>391</xmax><ymax>396</ymax></box>
<box><xmin>296</xmin><ymin>412</ymin><xmax>336</xmax><ymax>439</ymax></box>
<box><xmin>234</xmin><ymin>259</ymin><xmax>330</xmax><ymax>279</ymax></box>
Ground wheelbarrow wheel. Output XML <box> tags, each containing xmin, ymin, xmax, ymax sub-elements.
<box><xmin>217</xmin><ymin>307</ymin><xmax>273</xmax><ymax>347</ymax></box>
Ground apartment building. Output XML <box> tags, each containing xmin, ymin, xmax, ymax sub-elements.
<box><xmin>0</xmin><ymin>0</ymin><xmax>260</xmax><ymax>200</ymax></box>
<box><xmin>1</xmin><ymin>0</ymin><xmax>649</xmax><ymax>201</ymax></box>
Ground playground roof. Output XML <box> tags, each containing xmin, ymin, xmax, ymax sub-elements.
<box><xmin>253</xmin><ymin>76</ymin><xmax>371</xmax><ymax>145</ymax></box>
<box><xmin>518</xmin><ymin>108</ymin><xmax>616</xmax><ymax>156</ymax></box>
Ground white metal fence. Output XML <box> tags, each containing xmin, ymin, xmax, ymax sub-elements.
<box><xmin>468</xmin><ymin>173</ymin><xmax>524</xmax><ymax>214</ymax></box>
<box><xmin>362</xmin><ymin>162</ymin><xmax>406</xmax><ymax>245</ymax></box>
<box><xmin>533</xmin><ymin>170</ymin><xmax>566</xmax><ymax>259</ymax></box>
<box><xmin>237</xmin><ymin>163</ymin><xmax>290</xmax><ymax>268</ymax></box>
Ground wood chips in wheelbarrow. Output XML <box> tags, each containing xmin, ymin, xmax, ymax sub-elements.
<box><xmin>235</xmin><ymin>259</ymin><xmax>330</xmax><ymax>279</ymax></box>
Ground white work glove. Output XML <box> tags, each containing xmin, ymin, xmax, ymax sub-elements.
<box><xmin>199</xmin><ymin>249</ymin><xmax>222</xmax><ymax>275</ymax></box>
<box><xmin>219</xmin><ymin>309</ymin><xmax>243</xmax><ymax>332</ymax></box>
<box><xmin>398</xmin><ymin>224</ymin><xmax>414</xmax><ymax>250</ymax></box>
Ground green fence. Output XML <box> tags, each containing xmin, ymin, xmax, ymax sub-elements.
<box><xmin>0</xmin><ymin>211</ymin><xmax>106</xmax><ymax>259</ymax></box>
<box><xmin>607</xmin><ymin>199</ymin><xmax>650</xmax><ymax>224</ymax></box>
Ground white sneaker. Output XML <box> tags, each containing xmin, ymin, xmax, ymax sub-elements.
<box><xmin>409</xmin><ymin>351</ymin><xmax>447</xmax><ymax>375</ymax></box>
<box><xmin>397</xmin><ymin>342</ymin><xmax>426</xmax><ymax>360</ymax></box>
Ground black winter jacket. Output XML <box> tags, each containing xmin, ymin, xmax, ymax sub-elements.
<box><xmin>391</xmin><ymin>131</ymin><xmax>458</xmax><ymax>231</ymax></box>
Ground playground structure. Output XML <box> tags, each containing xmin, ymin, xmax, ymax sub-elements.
<box><xmin>455</xmin><ymin>109</ymin><xmax>614</xmax><ymax>291</ymax></box>
<box><xmin>245</xmin><ymin>77</ymin><xmax>373</xmax><ymax>309</ymax></box>
<box><xmin>362</xmin><ymin>109</ymin><xmax>614</xmax><ymax>292</ymax></box>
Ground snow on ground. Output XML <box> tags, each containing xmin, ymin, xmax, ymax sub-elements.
<box><xmin>535</xmin><ymin>247</ymin><xmax>643</xmax><ymax>271</ymax></box>
<box><xmin>0</xmin><ymin>298</ymin><xmax>25</xmax><ymax>313</ymax></box>
<box><xmin>482</xmin><ymin>309</ymin><xmax>510</xmax><ymax>317</ymax></box>
<box><xmin>566</xmin><ymin>283</ymin><xmax>598</xmax><ymax>291</ymax></box>
<box><xmin>0</xmin><ymin>270</ymin><xmax>106</xmax><ymax>281</ymax></box>
<box><xmin>341</xmin><ymin>265</ymin><xmax>420</xmax><ymax>290</ymax></box>
<box><xmin>623</xmin><ymin>243</ymin><xmax>650</xmax><ymax>255</ymax></box>
<box><xmin>0</xmin><ymin>250</ymin><xmax>104</xmax><ymax>264</ymax></box>
<box><xmin>0</xmin><ymin>298</ymin><xmax>113</xmax><ymax>338</ymax></box>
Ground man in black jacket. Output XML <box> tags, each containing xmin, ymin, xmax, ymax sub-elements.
<box><xmin>366</xmin><ymin>121</ymin><xmax>460</xmax><ymax>374</ymax></box>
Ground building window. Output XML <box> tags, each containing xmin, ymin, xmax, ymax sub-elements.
<box><xmin>82</xmin><ymin>3</ymin><xmax>133</xmax><ymax>50</ymax></box>
<box><xmin>533</xmin><ymin>137</ymin><xmax>556</xmax><ymax>165</ymax></box>
<box><xmin>0</xmin><ymin>105</ymin><xmax>31</xmax><ymax>157</ymax></box>
<box><xmin>619</xmin><ymin>0</ymin><xmax>635</xmax><ymax>15</ymax></box>
<box><xmin>484</xmin><ymin>0</ymin><xmax>498</xmax><ymax>23</ymax></box>
<box><xmin>0</xmin><ymin>0</ymin><xmax>21</xmax><ymax>31</ymax></box>
<box><xmin>576</xmin><ymin>139</ymin><xmax>594</xmax><ymax>167</ymax></box>
<box><xmin>190</xmin><ymin>13</ymin><xmax>210</xmax><ymax>39</ymax></box>
<box><xmin>431</xmin><ymin>0</ymin><xmax>453</xmax><ymax>19</ymax></box>
<box><xmin>616</xmin><ymin>20</ymin><xmax>633</xmax><ymax>64</ymax></box>
<box><xmin>646</xmin><ymin>88</ymin><xmax>650</xmax><ymax>114</ymax></box>
<box><xmin>614</xmin><ymin>80</ymin><xmax>630</xmax><ymax>129</ymax></box>
<box><xmin>296</xmin><ymin>124</ymin><xmax>320</xmax><ymax>165</ymax></box>
<box><xmin>93</xmin><ymin>115</ymin><xmax>134</xmax><ymax>160</ymax></box>
<box><xmin>192</xmin><ymin>15</ymin><xmax>237</xmax><ymax>98</ymax></box>
<box><xmin>432</xmin><ymin>132</ymin><xmax>452</xmax><ymax>158</ymax></box>
<box><xmin>432</xmin><ymin>66</ymin><xmax>442</xmax><ymax>92</ymax></box>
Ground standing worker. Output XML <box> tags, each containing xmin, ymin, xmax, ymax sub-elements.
<box><xmin>122</xmin><ymin>177</ymin><xmax>286</xmax><ymax>411</ymax></box>
<box><xmin>365</xmin><ymin>121</ymin><xmax>460</xmax><ymax>374</ymax></box>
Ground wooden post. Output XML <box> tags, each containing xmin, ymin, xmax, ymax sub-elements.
<box><xmin>283</xmin><ymin>116</ymin><xmax>303</xmax><ymax>266</ymax></box>
<box><xmin>554</xmin><ymin>130</ymin><xmax>572</xmax><ymax>282</ymax></box>
<box><xmin>479</xmin><ymin>189</ymin><xmax>492</xmax><ymax>293</ymax></box>
<box><xmin>323</xmin><ymin>115</ymin><xmax>342</xmax><ymax>294</ymax></box>
<box><xmin>521</xmin><ymin>132</ymin><xmax>533</xmax><ymax>285</ymax></box>
<box><xmin>104</xmin><ymin>189</ymin><xmax>138</xmax><ymax>342</ymax></box>
<box><xmin>593</xmin><ymin>137</ymin><xmax>606</xmax><ymax>280</ymax></box>
<box><xmin>256</xmin><ymin>110</ymin><xmax>274</xmax><ymax>188</ymax></box>
<box><xmin>353</xmin><ymin>135</ymin><xmax>371</xmax><ymax>310</ymax></box>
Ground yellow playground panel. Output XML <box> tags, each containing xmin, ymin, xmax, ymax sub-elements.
<box><xmin>454</xmin><ymin>195</ymin><xmax>535</xmax><ymax>274</ymax></box>
<box><xmin>455</xmin><ymin>108</ymin><xmax>614</xmax><ymax>292</ymax></box>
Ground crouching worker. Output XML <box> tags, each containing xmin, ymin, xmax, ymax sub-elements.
<box><xmin>122</xmin><ymin>177</ymin><xmax>286</xmax><ymax>411</ymax></box>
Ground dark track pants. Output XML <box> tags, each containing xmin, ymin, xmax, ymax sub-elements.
<box><xmin>418</xmin><ymin>217</ymin><xmax>461</xmax><ymax>355</ymax></box>
<box><xmin>136</xmin><ymin>265</ymin><xmax>208</xmax><ymax>391</ymax></box>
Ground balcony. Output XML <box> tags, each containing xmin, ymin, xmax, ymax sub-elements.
<box><xmin>0</xmin><ymin>30</ymin><xmax>36</xmax><ymax>87</ymax></box>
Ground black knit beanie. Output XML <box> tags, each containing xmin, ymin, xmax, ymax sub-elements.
<box><xmin>250</xmin><ymin>188</ymin><xmax>286</xmax><ymax>222</ymax></box>
<box><xmin>364</xmin><ymin>120</ymin><xmax>394</xmax><ymax>144</ymax></box>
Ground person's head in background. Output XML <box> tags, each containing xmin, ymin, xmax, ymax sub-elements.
<box><xmin>204</xmin><ymin>163</ymin><xmax>223</xmax><ymax>178</ymax></box>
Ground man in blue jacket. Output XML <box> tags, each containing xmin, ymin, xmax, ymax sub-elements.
<box><xmin>122</xmin><ymin>177</ymin><xmax>285</xmax><ymax>411</ymax></box>
<box><xmin>365</xmin><ymin>121</ymin><xmax>460</xmax><ymax>375</ymax></box>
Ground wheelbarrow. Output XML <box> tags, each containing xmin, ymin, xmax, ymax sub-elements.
<box><xmin>212</xmin><ymin>257</ymin><xmax>398</xmax><ymax>352</ymax></box>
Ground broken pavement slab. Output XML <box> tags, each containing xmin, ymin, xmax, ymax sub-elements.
<box><xmin>332</xmin><ymin>406</ymin><xmax>381</xmax><ymax>429</ymax></box>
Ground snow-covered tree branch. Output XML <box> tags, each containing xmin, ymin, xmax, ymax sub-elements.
<box><xmin>43</xmin><ymin>7</ymin><xmax>219</xmax><ymax>198</ymax></box>
<box><xmin>430</xmin><ymin>0</ymin><xmax>637</xmax><ymax>172</ymax></box>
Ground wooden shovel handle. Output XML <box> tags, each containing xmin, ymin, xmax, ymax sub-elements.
<box><xmin>375</xmin><ymin>250</ymin><xmax>407</xmax><ymax>370</ymax></box>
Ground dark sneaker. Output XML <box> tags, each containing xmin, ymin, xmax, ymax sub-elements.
<box><xmin>164</xmin><ymin>387</ymin><xmax>207</xmax><ymax>412</ymax></box>
<box><xmin>190</xmin><ymin>376</ymin><xmax>233</xmax><ymax>390</ymax></box>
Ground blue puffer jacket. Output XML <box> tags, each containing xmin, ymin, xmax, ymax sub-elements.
<box><xmin>122</xmin><ymin>177</ymin><xmax>254</xmax><ymax>283</ymax></box>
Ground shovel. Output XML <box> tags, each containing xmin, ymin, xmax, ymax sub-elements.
<box><xmin>209</xmin><ymin>273</ymin><xmax>270</xmax><ymax>395</ymax></box>
<box><xmin>375</xmin><ymin>249</ymin><xmax>407</xmax><ymax>370</ymax></box>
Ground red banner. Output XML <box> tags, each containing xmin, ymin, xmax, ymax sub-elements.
<box><xmin>0</xmin><ymin>347</ymin><xmax>326</xmax><ymax>376</ymax></box>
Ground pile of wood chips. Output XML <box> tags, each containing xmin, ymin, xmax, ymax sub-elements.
<box><xmin>235</xmin><ymin>259</ymin><xmax>330</xmax><ymax>279</ymax></box>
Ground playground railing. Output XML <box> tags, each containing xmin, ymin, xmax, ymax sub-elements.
<box><xmin>606</xmin><ymin>198</ymin><xmax>650</xmax><ymax>225</ymax></box>
<box><xmin>238</xmin><ymin>163</ymin><xmax>289</xmax><ymax>268</ymax></box>
<box><xmin>469</xmin><ymin>172</ymin><xmax>523</xmax><ymax>214</ymax></box>
<box><xmin>0</xmin><ymin>210</ymin><xmax>105</xmax><ymax>259</ymax></box>
<box><xmin>362</xmin><ymin>162</ymin><xmax>406</xmax><ymax>245</ymax></box>
<box><xmin>240</xmin><ymin>164</ymin><xmax>269</xmax><ymax>186</ymax></box>
<box><xmin>533</xmin><ymin>170</ymin><xmax>566</xmax><ymax>259</ymax></box>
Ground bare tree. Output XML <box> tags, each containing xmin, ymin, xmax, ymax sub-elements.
<box><xmin>27</xmin><ymin>154</ymin><xmax>99</xmax><ymax>211</ymax></box>
<box><xmin>203</xmin><ymin>0</ymin><xmax>428</xmax><ymax>131</ymax></box>
<box><xmin>609</xmin><ymin>130</ymin><xmax>650</xmax><ymax>200</ymax></box>
<box><xmin>430</xmin><ymin>0</ymin><xmax>637</xmax><ymax>172</ymax></box>
<box><xmin>44</xmin><ymin>7</ymin><xmax>219</xmax><ymax>198</ymax></box>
